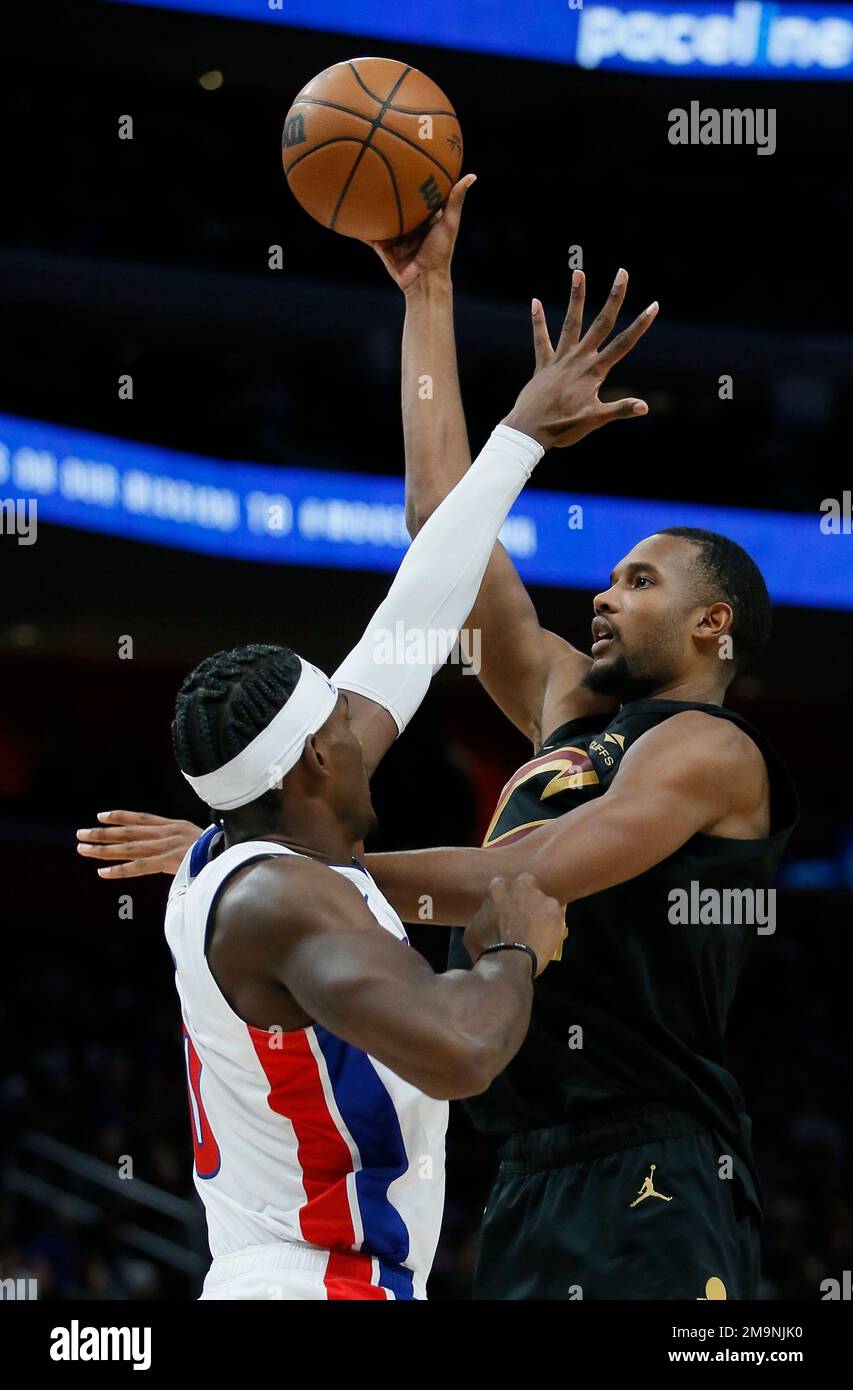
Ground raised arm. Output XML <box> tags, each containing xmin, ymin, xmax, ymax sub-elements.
<box><xmin>331</xmin><ymin>420</ymin><xmax>545</xmax><ymax>774</ymax></box>
<box><xmin>375</xmin><ymin>185</ymin><xmax>656</xmax><ymax>745</ymax></box>
<box><xmin>331</xmin><ymin>263</ymin><xmax>657</xmax><ymax>774</ymax></box>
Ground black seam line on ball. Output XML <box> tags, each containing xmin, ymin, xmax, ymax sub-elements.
<box><xmin>347</xmin><ymin>62</ymin><xmax>388</xmax><ymax>107</ymax></box>
<box><xmin>284</xmin><ymin>135</ymin><xmax>365</xmax><ymax>175</ymax></box>
<box><xmin>285</xmin><ymin>134</ymin><xmax>402</xmax><ymax>236</ymax></box>
<box><xmin>353</xmin><ymin>141</ymin><xmax>404</xmax><ymax>237</ymax></box>
<box><xmin>385</xmin><ymin>104</ymin><xmax>457</xmax><ymax>117</ymax></box>
<box><xmin>288</xmin><ymin>97</ymin><xmax>460</xmax><ymax>186</ymax></box>
<box><xmin>330</xmin><ymin>67</ymin><xmax>412</xmax><ymax>231</ymax></box>
<box><xmin>348</xmin><ymin>57</ymin><xmax>456</xmax><ymax>119</ymax></box>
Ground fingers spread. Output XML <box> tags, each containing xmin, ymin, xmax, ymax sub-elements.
<box><xmin>597</xmin><ymin>300</ymin><xmax>659</xmax><ymax>371</ymax></box>
<box><xmin>582</xmin><ymin>267</ymin><xmax>629</xmax><ymax>352</ymax></box>
<box><xmin>597</xmin><ymin>396</ymin><xmax>650</xmax><ymax>423</ymax></box>
<box><xmin>555</xmin><ymin>270</ymin><xmax>586</xmax><ymax>356</ymax></box>
<box><xmin>531</xmin><ymin>299</ymin><xmax>553</xmax><ymax>368</ymax></box>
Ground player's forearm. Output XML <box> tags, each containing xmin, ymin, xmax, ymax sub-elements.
<box><xmin>332</xmin><ymin>424</ymin><xmax>543</xmax><ymax>734</ymax></box>
<box><xmin>302</xmin><ymin>938</ymin><xmax>532</xmax><ymax>1100</ymax></box>
<box><xmin>370</xmin><ymin>793</ymin><xmax>702</xmax><ymax>925</ymax></box>
<box><xmin>435</xmin><ymin>952</ymin><xmax>535</xmax><ymax>1096</ymax></box>
<box><xmin>380</xmin><ymin>955</ymin><xmax>534</xmax><ymax>1099</ymax></box>
<box><xmin>365</xmin><ymin>847</ymin><xmax>500</xmax><ymax>927</ymax></box>
<box><xmin>401</xmin><ymin>273</ymin><xmax>472</xmax><ymax>534</ymax></box>
<box><xmin>365</xmin><ymin>833</ymin><xmax>585</xmax><ymax>928</ymax></box>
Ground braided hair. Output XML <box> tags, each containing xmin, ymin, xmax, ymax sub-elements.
<box><xmin>172</xmin><ymin>644</ymin><xmax>302</xmax><ymax>812</ymax></box>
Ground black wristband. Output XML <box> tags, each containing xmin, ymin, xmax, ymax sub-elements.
<box><xmin>479</xmin><ymin>941</ymin><xmax>538</xmax><ymax>981</ymax></box>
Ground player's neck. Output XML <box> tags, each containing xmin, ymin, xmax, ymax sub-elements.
<box><xmin>225</xmin><ymin>810</ymin><xmax>359</xmax><ymax>867</ymax></box>
<box><xmin>641</xmin><ymin>675</ymin><xmax>728</xmax><ymax>706</ymax></box>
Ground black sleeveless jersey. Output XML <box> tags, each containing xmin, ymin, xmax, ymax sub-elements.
<box><xmin>447</xmin><ymin>699</ymin><xmax>798</xmax><ymax>1210</ymax></box>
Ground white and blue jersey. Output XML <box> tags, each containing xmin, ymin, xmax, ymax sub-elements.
<box><xmin>165</xmin><ymin>827</ymin><xmax>448</xmax><ymax>1301</ymax></box>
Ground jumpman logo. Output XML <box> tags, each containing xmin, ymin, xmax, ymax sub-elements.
<box><xmin>629</xmin><ymin>1163</ymin><xmax>673</xmax><ymax>1208</ymax></box>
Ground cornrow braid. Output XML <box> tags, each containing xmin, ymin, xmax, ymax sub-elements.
<box><xmin>172</xmin><ymin>644</ymin><xmax>303</xmax><ymax>789</ymax></box>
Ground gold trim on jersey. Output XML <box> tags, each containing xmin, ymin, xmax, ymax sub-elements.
<box><xmin>540</xmin><ymin>763</ymin><xmax>599</xmax><ymax>800</ymax></box>
<box><xmin>483</xmin><ymin>817</ymin><xmax>553</xmax><ymax>848</ymax></box>
<box><xmin>482</xmin><ymin>746</ymin><xmax>600</xmax><ymax>846</ymax></box>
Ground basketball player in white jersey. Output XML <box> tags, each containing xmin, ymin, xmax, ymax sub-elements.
<box><xmin>167</xmin><ymin>691</ymin><xmax>561</xmax><ymax>1301</ymax></box>
<box><xmin>161</xmin><ymin>397</ymin><xmax>582</xmax><ymax>1300</ymax></box>
<box><xmin>79</xmin><ymin>247</ymin><xmax>657</xmax><ymax>1299</ymax></box>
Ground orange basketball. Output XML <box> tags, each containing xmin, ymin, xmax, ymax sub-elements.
<box><xmin>282</xmin><ymin>57</ymin><xmax>463</xmax><ymax>242</ymax></box>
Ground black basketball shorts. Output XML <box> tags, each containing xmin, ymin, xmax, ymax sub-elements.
<box><xmin>471</xmin><ymin>1104</ymin><xmax>761</xmax><ymax>1301</ymax></box>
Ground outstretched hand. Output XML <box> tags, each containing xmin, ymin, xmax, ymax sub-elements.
<box><xmin>504</xmin><ymin>269</ymin><xmax>658</xmax><ymax>450</ymax></box>
<box><xmin>370</xmin><ymin>173</ymin><xmax>477</xmax><ymax>292</ymax></box>
<box><xmin>76</xmin><ymin>810</ymin><xmax>202</xmax><ymax>878</ymax></box>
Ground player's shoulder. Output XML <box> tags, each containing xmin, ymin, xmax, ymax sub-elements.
<box><xmin>627</xmin><ymin>707</ymin><xmax>765</xmax><ymax>773</ymax></box>
<box><xmin>215</xmin><ymin>851</ymin><xmax>365</xmax><ymax>938</ymax></box>
<box><xmin>669</xmin><ymin>707</ymin><xmax>763</xmax><ymax>756</ymax></box>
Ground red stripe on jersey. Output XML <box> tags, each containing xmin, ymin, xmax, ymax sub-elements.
<box><xmin>324</xmin><ymin>1250</ymin><xmax>388</xmax><ymax>1301</ymax></box>
<box><xmin>248</xmin><ymin>1024</ymin><xmax>356</xmax><ymax>1250</ymax></box>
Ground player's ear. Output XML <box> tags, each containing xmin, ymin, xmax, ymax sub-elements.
<box><xmin>302</xmin><ymin>732</ymin><xmax>332</xmax><ymax>779</ymax></box>
<box><xmin>302</xmin><ymin>699</ymin><xmax>346</xmax><ymax>779</ymax></box>
<box><xmin>695</xmin><ymin>602</ymin><xmax>733</xmax><ymax>642</ymax></box>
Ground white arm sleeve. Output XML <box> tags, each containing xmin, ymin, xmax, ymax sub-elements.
<box><xmin>332</xmin><ymin>422</ymin><xmax>544</xmax><ymax>734</ymax></box>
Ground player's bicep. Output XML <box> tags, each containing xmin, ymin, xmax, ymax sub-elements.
<box><xmin>280</xmin><ymin>897</ymin><xmax>433</xmax><ymax>1035</ymax></box>
<box><xmin>524</xmin><ymin>717</ymin><xmax>742</xmax><ymax>901</ymax></box>
<box><xmin>340</xmin><ymin>690</ymin><xmax>398</xmax><ymax>775</ymax></box>
<box><xmin>266</xmin><ymin>868</ymin><xmax>468</xmax><ymax>1091</ymax></box>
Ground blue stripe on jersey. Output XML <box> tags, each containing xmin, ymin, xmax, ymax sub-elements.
<box><xmin>189</xmin><ymin>824</ymin><xmax>220</xmax><ymax>879</ymax></box>
<box><xmin>377</xmin><ymin>1259</ymin><xmax>415</xmax><ymax>1300</ymax></box>
<box><xmin>313</xmin><ymin>1025</ymin><xmax>411</xmax><ymax>1267</ymax></box>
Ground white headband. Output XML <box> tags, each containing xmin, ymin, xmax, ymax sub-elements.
<box><xmin>181</xmin><ymin>657</ymin><xmax>339</xmax><ymax>810</ymax></box>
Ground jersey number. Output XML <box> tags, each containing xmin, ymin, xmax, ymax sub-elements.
<box><xmin>182</xmin><ymin>1026</ymin><xmax>221</xmax><ymax>1179</ymax></box>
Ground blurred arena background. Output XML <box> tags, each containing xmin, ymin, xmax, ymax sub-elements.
<box><xmin>1</xmin><ymin>0</ymin><xmax>852</xmax><ymax>1300</ymax></box>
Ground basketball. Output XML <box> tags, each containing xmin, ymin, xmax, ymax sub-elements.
<box><xmin>282</xmin><ymin>57</ymin><xmax>463</xmax><ymax>241</ymax></box>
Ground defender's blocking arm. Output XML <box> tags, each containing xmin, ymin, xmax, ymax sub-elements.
<box><xmin>376</xmin><ymin>180</ymin><xmax>657</xmax><ymax>746</ymax></box>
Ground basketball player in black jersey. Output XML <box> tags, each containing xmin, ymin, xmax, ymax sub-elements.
<box><xmin>78</xmin><ymin>182</ymin><xmax>797</xmax><ymax>1298</ymax></box>
<box><xmin>366</xmin><ymin>522</ymin><xmax>797</xmax><ymax>1300</ymax></box>
<box><xmin>357</xmin><ymin>183</ymin><xmax>799</xmax><ymax>1299</ymax></box>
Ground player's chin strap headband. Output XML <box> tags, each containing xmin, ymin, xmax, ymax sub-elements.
<box><xmin>180</xmin><ymin>657</ymin><xmax>339</xmax><ymax>811</ymax></box>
